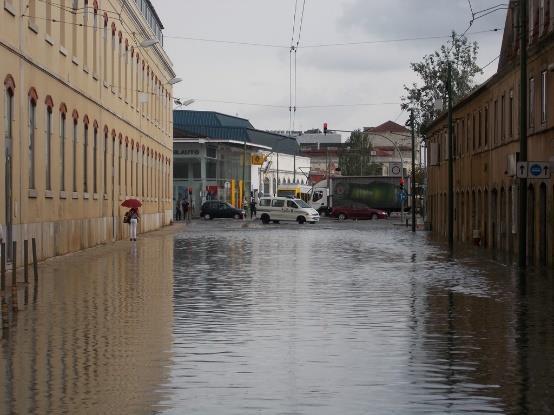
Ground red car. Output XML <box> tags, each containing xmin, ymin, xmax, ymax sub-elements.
<box><xmin>331</xmin><ymin>204</ymin><xmax>388</xmax><ymax>221</ymax></box>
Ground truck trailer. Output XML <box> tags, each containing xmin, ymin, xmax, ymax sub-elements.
<box><xmin>308</xmin><ymin>176</ymin><xmax>409</xmax><ymax>216</ymax></box>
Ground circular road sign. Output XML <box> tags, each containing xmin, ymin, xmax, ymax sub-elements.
<box><xmin>530</xmin><ymin>164</ymin><xmax>542</xmax><ymax>177</ymax></box>
<box><xmin>391</xmin><ymin>165</ymin><xmax>401</xmax><ymax>176</ymax></box>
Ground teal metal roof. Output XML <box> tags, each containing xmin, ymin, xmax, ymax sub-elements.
<box><xmin>173</xmin><ymin>110</ymin><xmax>298</xmax><ymax>155</ymax></box>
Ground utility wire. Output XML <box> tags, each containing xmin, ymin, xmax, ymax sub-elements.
<box><xmin>163</xmin><ymin>28</ymin><xmax>502</xmax><ymax>49</ymax></box>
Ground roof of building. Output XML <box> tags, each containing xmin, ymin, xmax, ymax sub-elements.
<box><xmin>364</xmin><ymin>120</ymin><xmax>410</xmax><ymax>134</ymax></box>
<box><xmin>173</xmin><ymin>110</ymin><xmax>299</xmax><ymax>155</ymax></box>
<box><xmin>144</xmin><ymin>0</ymin><xmax>165</xmax><ymax>29</ymax></box>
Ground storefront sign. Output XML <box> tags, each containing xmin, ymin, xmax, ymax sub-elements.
<box><xmin>251</xmin><ymin>154</ymin><xmax>266</xmax><ymax>165</ymax></box>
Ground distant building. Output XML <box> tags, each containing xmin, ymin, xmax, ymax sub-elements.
<box><xmin>364</xmin><ymin>121</ymin><xmax>420</xmax><ymax>176</ymax></box>
<box><xmin>173</xmin><ymin>111</ymin><xmax>309</xmax><ymax>214</ymax></box>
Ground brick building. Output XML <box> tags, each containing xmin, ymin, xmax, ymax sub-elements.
<box><xmin>426</xmin><ymin>0</ymin><xmax>554</xmax><ymax>264</ymax></box>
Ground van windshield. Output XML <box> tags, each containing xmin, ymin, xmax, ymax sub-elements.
<box><xmin>295</xmin><ymin>199</ymin><xmax>311</xmax><ymax>208</ymax></box>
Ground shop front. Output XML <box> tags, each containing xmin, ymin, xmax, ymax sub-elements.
<box><xmin>173</xmin><ymin>140</ymin><xmax>267</xmax><ymax>218</ymax></box>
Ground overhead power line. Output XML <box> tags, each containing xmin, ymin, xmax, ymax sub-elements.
<box><xmin>164</xmin><ymin>28</ymin><xmax>503</xmax><ymax>49</ymax></box>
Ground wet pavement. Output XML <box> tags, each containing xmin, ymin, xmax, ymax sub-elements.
<box><xmin>1</xmin><ymin>219</ymin><xmax>553</xmax><ymax>414</ymax></box>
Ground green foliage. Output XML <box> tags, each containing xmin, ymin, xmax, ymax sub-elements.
<box><xmin>401</xmin><ymin>32</ymin><xmax>483</xmax><ymax>135</ymax></box>
<box><xmin>339</xmin><ymin>130</ymin><xmax>382</xmax><ymax>176</ymax></box>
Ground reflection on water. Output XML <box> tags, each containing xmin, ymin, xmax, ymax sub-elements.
<box><xmin>165</xmin><ymin>221</ymin><xmax>553</xmax><ymax>415</ymax></box>
<box><xmin>1</xmin><ymin>221</ymin><xmax>553</xmax><ymax>414</ymax></box>
<box><xmin>0</xmin><ymin>236</ymin><xmax>174</xmax><ymax>415</ymax></box>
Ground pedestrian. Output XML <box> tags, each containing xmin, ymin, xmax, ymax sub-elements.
<box><xmin>181</xmin><ymin>198</ymin><xmax>190</xmax><ymax>223</ymax></box>
<box><xmin>127</xmin><ymin>207</ymin><xmax>140</xmax><ymax>241</ymax></box>
<box><xmin>250</xmin><ymin>196</ymin><xmax>257</xmax><ymax>219</ymax></box>
<box><xmin>175</xmin><ymin>204</ymin><xmax>182</xmax><ymax>221</ymax></box>
<box><xmin>243</xmin><ymin>198</ymin><xmax>249</xmax><ymax>219</ymax></box>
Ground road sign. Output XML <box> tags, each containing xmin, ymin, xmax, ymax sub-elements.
<box><xmin>390</xmin><ymin>162</ymin><xmax>402</xmax><ymax>177</ymax></box>
<box><xmin>516</xmin><ymin>161</ymin><xmax>551</xmax><ymax>179</ymax></box>
<box><xmin>516</xmin><ymin>162</ymin><xmax>528</xmax><ymax>178</ymax></box>
<box><xmin>528</xmin><ymin>162</ymin><xmax>551</xmax><ymax>179</ymax></box>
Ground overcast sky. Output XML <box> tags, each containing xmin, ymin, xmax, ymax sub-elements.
<box><xmin>153</xmin><ymin>0</ymin><xmax>507</xmax><ymax>133</ymax></box>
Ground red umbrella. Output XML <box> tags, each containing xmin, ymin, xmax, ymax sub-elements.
<box><xmin>121</xmin><ymin>198</ymin><xmax>142</xmax><ymax>208</ymax></box>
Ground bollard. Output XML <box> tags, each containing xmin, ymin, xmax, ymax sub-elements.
<box><xmin>11</xmin><ymin>285</ymin><xmax>17</xmax><ymax>313</ymax></box>
<box><xmin>1</xmin><ymin>296</ymin><xmax>8</xmax><ymax>330</ymax></box>
<box><xmin>32</xmin><ymin>238</ymin><xmax>38</xmax><ymax>284</ymax></box>
<box><xmin>11</xmin><ymin>241</ymin><xmax>17</xmax><ymax>286</ymax></box>
<box><xmin>24</xmin><ymin>240</ymin><xmax>29</xmax><ymax>284</ymax></box>
<box><xmin>1</xmin><ymin>242</ymin><xmax>5</xmax><ymax>292</ymax></box>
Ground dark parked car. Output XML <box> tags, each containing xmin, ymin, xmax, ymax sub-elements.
<box><xmin>331</xmin><ymin>204</ymin><xmax>388</xmax><ymax>221</ymax></box>
<box><xmin>200</xmin><ymin>201</ymin><xmax>245</xmax><ymax>220</ymax></box>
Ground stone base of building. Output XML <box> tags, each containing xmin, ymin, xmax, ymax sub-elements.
<box><xmin>1</xmin><ymin>209</ymin><xmax>173</xmax><ymax>264</ymax></box>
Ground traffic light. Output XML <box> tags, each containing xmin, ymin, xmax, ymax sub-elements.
<box><xmin>323</xmin><ymin>122</ymin><xmax>328</xmax><ymax>135</ymax></box>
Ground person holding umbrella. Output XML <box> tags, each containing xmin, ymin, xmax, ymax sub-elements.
<box><xmin>122</xmin><ymin>198</ymin><xmax>142</xmax><ymax>241</ymax></box>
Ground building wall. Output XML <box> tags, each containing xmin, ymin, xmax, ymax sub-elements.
<box><xmin>426</xmin><ymin>11</ymin><xmax>554</xmax><ymax>264</ymax></box>
<box><xmin>257</xmin><ymin>153</ymin><xmax>311</xmax><ymax>196</ymax></box>
<box><xmin>1</xmin><ymin>0</ymin><xmax>175</xmax><ymax>262</ymax></box>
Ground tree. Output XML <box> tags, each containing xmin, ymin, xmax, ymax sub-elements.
<box><xmin>338</xmin><ymin>130</ymin><xmax>382</xmax><ymax>176</ymax></box>
<box><xmin>401</xmin><ymin>32</ymin><xmax>483</xmax><ymax>136</ymax></box>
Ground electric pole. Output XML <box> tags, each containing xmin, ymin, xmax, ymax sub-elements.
<box><xmin>447</xmin><ymin>62</ymin><xmax>454</xmax><ymax>250</ymax></box>
<box><xmin>411</xmin><ymin>109</ymin><xmax>416</xmax><ymax>232</ymax></box>
<box><xmin>518</xmin><ymin>0</ymin><xmax>528</xmax><ymax>268</ymax></box>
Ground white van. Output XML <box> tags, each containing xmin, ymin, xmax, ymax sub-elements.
<box><xmin>258</xmin><ymin>197</ymin><xmax>320</xmax><ymax>224</ymax></box>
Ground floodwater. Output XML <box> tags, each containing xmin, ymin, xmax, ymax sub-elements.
<box><xmin>0</xmin><ymin>220</ymin><xmax>553</xmax><ymax>414</ymax></box>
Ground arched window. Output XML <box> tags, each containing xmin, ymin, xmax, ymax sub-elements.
<box><xmin>93</xmin><ymin>122</ymin><xmax>98</xmax><ymax>194</ymax></box>
<box><xmin>72</xmin><ymin>109</ymin><xmax>79</xmax><ymax>192</ymax></box>
<box><xmin>59</xmin><ymin>103</ymin><xmax>67</xmax><ymax>191</ymax></box>
<box><xmin>45</xmin><ymin>95</ymin><xmax>54</xmax><ymax>191</ymax></box>
<box><xmin>83</xmin><ymin>115</ymin><xmax>90</xmax><ymax>194</ymax></box>
<box><xmin>103</xmin><ymin>126</ymin><xmax>109</xmax><ymax>195</ymax></box>
<box><xmin>118</xmin><ymin>135</ymin><xmax>122</xmax><ymax>194</ymax></box>
<box><xmin>28</xmin><ymin>88</ymin><xmax>38</xmax><ymax>190</ymax></box>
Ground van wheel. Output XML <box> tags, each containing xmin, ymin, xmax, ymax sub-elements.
<box><xmin>338</xmin><ymin>213</ymin><xmax>347</xmax><ymax>221</ymax></box>
<box><xmin>261</xmin><ymin>214</ymin><xmax>270</xmax><ymax>224</ymax></box>
<box><xmin>204</xmin><ymin>213</ymin><xmax>211</xmax><ymax>220</ymax></box>
<box><xmin>297</xmin><ymin>216</ymin><xmax>306</xmax><ymax>224</ymax></box>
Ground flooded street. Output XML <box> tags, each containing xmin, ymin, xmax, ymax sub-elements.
<box><xmin>1</xmin><ymin>220</ymin><xmax>553</xmax><ymax>414</ymax></box>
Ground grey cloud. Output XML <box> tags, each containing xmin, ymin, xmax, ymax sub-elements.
<box><xmin>338</xmin><ymin>0</ymin><xmax>506</xmax><ymax>38</ymax></box>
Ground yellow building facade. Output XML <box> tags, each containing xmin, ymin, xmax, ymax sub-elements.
<box><xmin>0</xmin><ymin>0</ymin><xmax>175</xmax><ymax>262</ymax></box>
